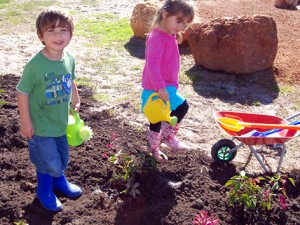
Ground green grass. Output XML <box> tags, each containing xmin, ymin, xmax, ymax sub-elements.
<box><xmin>290</xmin><ymin>105</ymin><xmax>300</xmax><ymax>111</ymax></box>
<box><xmin>92</xmin><ymin>57</ymin><xmax>118</xmax><ymax>70</ymax></box>
<box><xmin>0</xmin><ymin>0</ymin><xmax>55</xmax><ymax>33</ymax></box>
<box><xmin>251</xmin><ymin>100</ymin><xmax>261</xmax><ymax>106</ymax></box>
<box><xmin>178</xmin><ymin>71</ymin><xmax>192</xmax><ymax>84</ymax></box>
<box><xmin>279</xmin><ymin>85</ymin><xmax>295</xmax><ymax>94</ymax></box>
<box><xmin>75</xmin><ymin>14</ymin><xmax>133</xmax><ymax>48</ymax></box>
<box><xmin>131</xmin><ymin>65</ymin><xmax>142</xmax><ymax>71</ymax></box>
<box><xmin>75</xmin><ymin>77</ymin><xmax>94</xmax><ymax>87</ymax></box>
<box><xmin>0</xmin><ymin>100</ymin><xmax>7</xmax><ymax>105</ymax></box>
<box><xmin>0</xmin><ymin>89</ymin><xmax>6</xmax><ymax>105</ymax></box>
<box><xmin>92</xmin><ymin>93</ymin><xmax>110</xmax><ymax>102</ymax></box>
<box><xmin>0</xmin><ymin>0</ymin><xmax>12</xmax><ymax>8</ymax></box>
<box><xmin>184</xmin><ymin>70</ymin><xmax>204</xmax><ymax>83</ymax></box>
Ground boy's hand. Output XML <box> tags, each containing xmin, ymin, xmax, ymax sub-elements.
<box><xmin>17</xmin><ymin>92</ymin><xmax>34</xmax><ymax>139</ymax></box>
<box><xmin>21</xmin><ymin>121</ymin><xmax>34</xmax><ymax>139</ymax></box>
<box><xmin>71</xmin><ymin>81</ymin><xmax>80</xmax><ymax>112</ymax></box>
<box><xmin>158</xmin><ymin>88</ymin><xmax>169</xmax><ymax>102</ymax></box>
<box><xmin>71</xmin><ymin>102</ymin><xmax>80</xmax><ymax>112</ymax></box>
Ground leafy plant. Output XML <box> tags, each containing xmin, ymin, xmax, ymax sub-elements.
<box><xmin>14</xmin><ymin>220</ymin><xmax>28</xmax><ymax>225</ymax></box>
<box><xmin>264</xmin><ymin>173</ymin><xmax>295</xmax><ymax>210</ymax></box>
<box><xmin>104</xmin><ymin>132</ymin><xmax>156</xmax><ymax>198</ymax></box>
<box><xmin>125</xmin><ymin>177</ymin><xmax>141</xmax><ymax>198</ymax></box>
<box><xmin>192</xmin><ymin>210</ymin><xmax>220</xmax><ymax>225</ymax></box>
<box><xmin>138</xmin><ymin>149</ymin><xmax>157</xmax><ymax>171</ymax></box>
<box><xmin>108</xmin><ymin>149</ymin><xmax>139</xmax><ymax>183</ymax></box>
<box><xmin>0</xmin><ymin>100</ymin><xmax>7</xmax><ymax>105</ymax></box>
<box><xmin>0</xmin><ymin>89</ymin><xmax>7</xmax><ymax>105</ymax></box>
<box><xmin>225</xmin><ymin>170</ymin><xmax>295</xmax><ymax>211</ymax></box>
<box><xmin>108</xmin><ymin>149</ymin><xmax>141</xmax><ymax>198</ymax></box>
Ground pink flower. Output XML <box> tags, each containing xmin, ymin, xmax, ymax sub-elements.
<box><xmin>253</xmin><ymin>178</ymin><xmax>260</xmax><ymax>184</ymax></box>
<box><xmin>279</xmin><ymin>195</ymin><xmax>288</xmax><ymax>211</ymax></box>
<box><xmin>263</xmin><ymin>190</ymin><xmax>270</xmax><ymax>198</ymax></box>
<box><xmin>193</xmin><ymin>210</ymin><xmax>220</xmax><ymax>225</ymax></box>
<box><xmin>111</xmin><ymin>132</ymin><xmax>118</xmax><ymax>140</ymax></box>
<box><xmin>106</xmin><ymin>143</ymin><xmax>113</xmax><ymax>148</ymax></box>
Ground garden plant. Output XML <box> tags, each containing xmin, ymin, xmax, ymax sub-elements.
<box><xmin>225</xmin><ymin>171</ymin><xmax>295</xmax><ymax>211</ymax></box>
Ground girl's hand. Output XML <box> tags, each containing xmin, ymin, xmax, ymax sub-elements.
<box><xmin>158</xmin><ymin>88</ymin><xmax>169</xmax><ymax>102</ymax></box>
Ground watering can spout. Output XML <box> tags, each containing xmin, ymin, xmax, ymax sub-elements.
<box><xmin>143</xmin><ymin>93</ymin><xmax>178</xmax><ymax>126</ymax></box>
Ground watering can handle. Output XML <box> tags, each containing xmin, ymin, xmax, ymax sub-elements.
<box><xmin>148</xmin><ymin>93</ymin><xmax>170</xmax><ymax>108</ymax></box>
<box><xmin>69</xmin><ymin>107</ymin><xmax>81</xmax><ymax>124</ymax></box>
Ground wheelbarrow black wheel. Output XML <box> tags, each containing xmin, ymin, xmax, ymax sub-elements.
<box><xmin>211</xmin><ymin>139</ymin><xmax>237</xmax><ymax>163</ymax></box>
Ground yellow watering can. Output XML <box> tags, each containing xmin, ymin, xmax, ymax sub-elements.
<box><xmin>143</xmin><ymin>93</ymin><xmax>178</xmax><ymax>126</ymax></box>
<box><xmin>66</xmin><ymin>108</ymin><xmax>93</xmax><ymax>147</ymax></box>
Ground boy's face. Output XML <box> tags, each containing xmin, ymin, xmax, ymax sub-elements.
<box><xmin>39</xmin><ymin>19</ymin><xmax>72</xmax><ymax>52</ymax></box>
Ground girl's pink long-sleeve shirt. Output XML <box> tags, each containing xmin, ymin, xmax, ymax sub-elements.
<box><xmin>142</xmin><ymin>28</ymin><xmax>180</xmax><ymax>91</ymax></box>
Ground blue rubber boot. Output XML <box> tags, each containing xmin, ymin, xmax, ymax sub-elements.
<box><xmin>53</xmin><ymin>174</ymin><xmax>82</xmax><ymax>198</ymax></box>
<box><xmin>36</xmin><ymin>172</ymin><xmax>62</xmax><ymax>211</ymax></box>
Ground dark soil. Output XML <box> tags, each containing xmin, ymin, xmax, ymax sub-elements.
<box><xmin>2</xmin><ymin>74</ymin><xmax>300</xmax><ymax>225</ymax></box>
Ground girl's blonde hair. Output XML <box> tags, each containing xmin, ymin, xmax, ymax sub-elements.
<box><xmin>36</xmin><ymin>7</ymin><xmax>74</xmax><ymax>44</ymax></box>
<box><xmin>154</xmin><ymin>0</ymin><xmax>194</xmax><ymax>26</ymax></box>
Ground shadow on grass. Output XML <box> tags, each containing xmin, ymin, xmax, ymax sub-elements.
<box><xmin>124</xmin><ymin>36</ymin><xmax>146</xmax><ymax>59</ymax></box>
<box><xmin>185</xmin><ymin>65</ymin><xmax>280</xmax><ymax>106</ymax></box>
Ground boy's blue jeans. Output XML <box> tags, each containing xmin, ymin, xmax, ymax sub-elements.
<box><xmin>28</xmin><ymin>135</ymin><xmax>69</xmax><ymax>177</ymax></box>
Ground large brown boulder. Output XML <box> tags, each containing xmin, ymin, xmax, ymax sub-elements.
<box><xmin>130</xmin><ymin>0</ymin><xmax>197</xmax><ymax>41</ymax></box>
<box><xmin>274</xmin><ymin>0</ymin><xmax>298</xmax><ymax>10</ymax></box>
<box><xmin>130</xmin><ymin>2</ymin><xmax>160</xmax><ymax>39</ymax></box>
<box><xmin>188</xmin><ymin>15</ymin><xmax>278</xmax><ymax>74</ymax></box>
<box><xmin>181</xmin><ymin>23</ymin><xmax>199</xmax><ymax>43</ymax></box>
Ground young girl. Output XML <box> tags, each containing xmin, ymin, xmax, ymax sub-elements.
<box><xmin>141</xmin><ymin>0</ymin><xmax>194</xmax><ymax>162</ymax></box>
<box><xmin>16</xmin><ymin>7</ymin><xmax>82</xmax><ymax>211</ymax></box>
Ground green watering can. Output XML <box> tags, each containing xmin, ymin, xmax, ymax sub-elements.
<box><xmin>66</xmin><ymin>108</ymin><xmax>93</xmax><ymax>147</ymax></box>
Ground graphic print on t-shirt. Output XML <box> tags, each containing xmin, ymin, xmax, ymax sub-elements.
<box><xmin>44</xmin><ymin>72</ymin><xmax>72</xmax><ymax>105</ymax></box>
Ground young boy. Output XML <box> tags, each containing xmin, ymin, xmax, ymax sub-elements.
<box><xmin>16</xmin><ymin>7</ymin><xmax>82</xmax><ymax>211</ymax></box>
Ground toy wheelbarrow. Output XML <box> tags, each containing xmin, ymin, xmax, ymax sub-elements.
<box><xmin>211</xmin><ymin>111</ymin><xmax>300</xmax><ymax>173</ymax></box>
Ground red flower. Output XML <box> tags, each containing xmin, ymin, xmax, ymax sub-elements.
<box><xmin>279</xmin><ymin>195</ymin><xmax>288</xmax><ymax>211</ymax></box>
<box><xmin>106</xmin><ymin>143</ymin><xmax>113</xmax><ymax>148</ymax></box>
<box><xmin>102</xmin><ymin>151</ymin><xmax>109</xmax><ymax>160</ymax></box>
<box><xmin>263</xmin><ymin>190</ymin><xmax>270</xmax><ymax>198</ymax></box>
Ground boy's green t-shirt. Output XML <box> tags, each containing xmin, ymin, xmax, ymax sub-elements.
<box><xmin>17</xmin><ymin>51</ymin><xmax>76</xmax><ymax>137</ymax></box>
